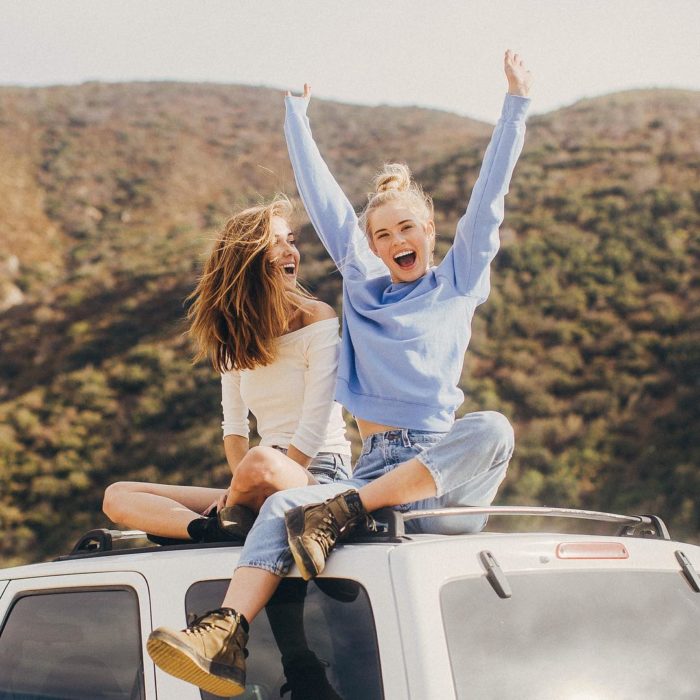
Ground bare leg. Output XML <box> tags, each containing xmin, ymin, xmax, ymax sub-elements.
<box><xmin>103</xmin><ymin>482</ymin><xmax>225</xmax><ymax>539</ymax></box>
<box><xmin>357</xmin><ymin>457</ymin><xmax>436</xmax><ymax>512</ymax></box>
<box><xmin>221</xmin><ymin>567</ymin><xmax>282</xmax><ymax>623</ymax></box>
<box><xmin>105</xmin><ymin>448</ymin><xmax>325</xmax><ymax>542</ymax></box>
<box><xmin>227</xmin><ymin>446</ymin><xmax>318</xmax><ymax>512</ymax></box>
<box><xmin>357</xmin><ymin>412</ymin><xmax>514</xmax><ymax>516</ymax></box>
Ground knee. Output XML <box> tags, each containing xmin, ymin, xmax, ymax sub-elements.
<box><xmin>102</xmin><ymin>481</ymin><xmax>133</xmax><ymax>522</ymax></box>
<box><xmin>482</xmin><ymin>411</ymin><xmax>514</xmax><ymax>448</ymax></box>
<box><xmin>233</xmin><ymin>446</ymin><xmax>278</xmax><ymax>490</ymax></box>
<box><xmin>458</xmin><ymin>411</ymin><xmax>514</xmax><ymax>458</ymax></box>
<box><xmin>482</xmin><ymin>411</ymin><xmax>514</xmax><ymax>456</ymax></box>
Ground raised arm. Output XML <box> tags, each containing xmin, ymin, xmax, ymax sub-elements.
<box><xmin>284</xmin><ymin>85</ymin><xmax>385</xmax><ymax>279</ymax></box>
<box><xmin>439</xmin><ymin>50</ymin><xmax>532</xmax><ymax>301</ymax></box>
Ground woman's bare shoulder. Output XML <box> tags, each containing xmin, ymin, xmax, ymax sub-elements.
<box><xmin>300</xmin><ymin>299</ymin><xmax>337</xmax><ymax>326</ymax></box>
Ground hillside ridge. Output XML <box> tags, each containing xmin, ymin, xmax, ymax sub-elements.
<box><xmin>0</xmin><ymin>82</ymin><xmax>698</xmax><ymax>565</ymax></box>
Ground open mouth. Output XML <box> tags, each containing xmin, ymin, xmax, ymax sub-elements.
<box><xmin>282</xmin><ymin>263</ymin><xmax>296</xmax><ymax>276</ymax></box>
<box><xmin>393</xmin><ymin>250</ymin><xmax>416</xmax><ymax>269</ymax></box>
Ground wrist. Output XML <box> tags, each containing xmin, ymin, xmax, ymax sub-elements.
<box><xmin>507</xmin><ymin>83</ymin><xmax>530</xmax><ymax>97</ymax></box>
<box><xmin>287</xmin><ymin>443</ymin><xmax>312</xmax><ymax>467</ymax></box>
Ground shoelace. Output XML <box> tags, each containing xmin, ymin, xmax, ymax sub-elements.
<box><xmin>185</xmin><ymin>611</ymin><xmax>236</xmax><ymax>637</ymax></box>
<box><xmin>310</xmin><ymin>513</ymin><xmax>341</xmax><ymax>555</ymax></box>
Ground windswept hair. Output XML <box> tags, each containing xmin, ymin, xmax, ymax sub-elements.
<box><xmin>187</xmin><ymin>195</ymin><xmax>305</xmax><ymax>372</ymax></box>
<box><xmin>359</xmin><ymin>163</ymin><xmax>434</xmax><ymax>240</ymax></box>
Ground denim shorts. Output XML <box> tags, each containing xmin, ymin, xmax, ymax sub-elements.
<box><xmin>353</xmin><ymin>429</ymin><xmax>445</xmax><ymax>486</ymax></box>
<box><xmin>352</xmin><ymin>415</ymin><xmax>513</xmax><ymax>532</ymax></box>
<box><xmin>238</xmin><ymin>412</ymin><xmax>514</xmax><ymax>574</ymax></box>
<box><xmin>272</xmin><ymin>446</ymin><xmax>351</xmax><ymax>484</ymax></box>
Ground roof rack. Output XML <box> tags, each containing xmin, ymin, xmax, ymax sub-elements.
<box><xmin>64</xmin><ymin>505</ymin><xmax>670</xmax><ymax>558</ymax></box>
<box><xmin>370</xmin><ymin>506</ymin><xmax>670</xmax><ymax>542</ymax></box>
<box><xmin>62</xmin><ymin>529</ymin><xmax>243</xmax><ymax>559</ymax></box>
<box><xmin>70</xmin><ymin>529</ymin><xmax>151</xmax><ymax>554</ymax></box>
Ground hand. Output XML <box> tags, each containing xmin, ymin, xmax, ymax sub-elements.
<box><xmin>215</xmin><ymin>489</ymin><xmax>229</xmax><ymax>512</ymax></box>
<box><xmin>285</xmin><ymin>83</ymin><xmax>312</xmax><ymax>99</ymax></box>
<box><xmin>504</xmin><ymin>50</ymin><xmax>532</xmax><ymax>97</ymax></box>
<box><xmin>202</xmin><ymin>489</ymin><xmax>228</xmax><ymax>516</ymax></box>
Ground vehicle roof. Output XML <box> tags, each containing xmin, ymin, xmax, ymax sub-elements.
<box><xmin>2</xmin><ymin>530</ymin><xmax>699</xmax><ymax>582</ymax></box>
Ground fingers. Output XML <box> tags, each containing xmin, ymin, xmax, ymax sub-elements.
<box><xmin>285</xmin><ymin>84</ymin><xmax>312</xmax><ymax>99</ymax></box>
<box><xmin>504</xmin><ymin>49</ymin><xmax>525</xmax><ymax>66</ymax></box>
<box><xmin>504</xmin><ymin>49</ymin><xmax>532</xmax><ymax>95</ymax></box>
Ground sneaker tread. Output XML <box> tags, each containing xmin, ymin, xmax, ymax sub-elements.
<box><xmin>147</xmin><ymin>630</ymin><xmax>245</xmax><ymax>697</ymax></box>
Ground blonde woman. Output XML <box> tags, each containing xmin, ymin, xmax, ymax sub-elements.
<box><xmin>146</xmin><ymin>51</ymin><xmax>531</xmax><ymax>697</ymax></box>
<box><xmin>103</xmin><ymin>196</ymin><xmax>351</xmax><ymax>544</ymax></box>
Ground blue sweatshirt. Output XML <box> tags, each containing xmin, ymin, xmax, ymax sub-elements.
<box><xmin>285</xmin><ymin>93</ymin><xmax>529</xmax><ymax>431</ymax></box>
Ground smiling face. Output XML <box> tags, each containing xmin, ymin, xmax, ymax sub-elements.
<box><xmin>368</xmin><ymin>201</ymin><xmax>435</xmax><ymax>283</ymax></box>
<box><xmin>266</xmin><ymin>215</ymin><xmax>300</xmax><ymax>286</ymax></box>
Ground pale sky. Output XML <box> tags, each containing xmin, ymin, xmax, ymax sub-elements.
<box><xmin>1</xmin><ymin>0</ymin><xmax>699</xmax><ymax>122</ymax></box>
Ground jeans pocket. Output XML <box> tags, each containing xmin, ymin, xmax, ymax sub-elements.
<box><xmin>409</xmin><ymin>434</ymin><xmax>444</xmax><ymax>453</ymax></box>
<box><xmin>391</xmin><ymin>443</ymin><xmax>424</xmax><ymax>468</ymax></box>
<box><xmin>308</xmin><ymin>464</ymin><xmax>338</xmax><ymax>484</ymax></box>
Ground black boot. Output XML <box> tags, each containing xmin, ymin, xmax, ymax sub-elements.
<box><xmin>187</xmin><ymin>515</ymin><xmax>238</xmax><ymax>543</ymax></box>
<box><xmin>217</xmin><ymin>504</ymin><xmax>256</xmax><ymax>541</ymax></box>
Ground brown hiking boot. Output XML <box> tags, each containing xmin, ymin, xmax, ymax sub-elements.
<box><xmin>217</xmin><ymin>504</ymin><xmax>256</xmax><ymax>541</ymax></box>
<box><xmin>285</xmin><ymin>489</ymin><xmax>374</xmax><ymax>580</ymax></box>
<box><xmin>147</xmin><ymin>607</ymin><xmax>248</xmax><ymax>697</ymax></box>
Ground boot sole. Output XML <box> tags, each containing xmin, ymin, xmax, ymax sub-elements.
<box><xmin>286</xmin><ymin>507</ymin><xmax>321</xmax><ymax>580</ymax></box>
<box><xmin>147</xmin><ymin>630</ymin><xmax>245</xmax><ymax>697</ymax></box>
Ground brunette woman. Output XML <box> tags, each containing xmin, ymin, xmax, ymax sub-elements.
<box><xmin>103</xmin><ymin>196</ymin><xmax>351</xmax><ymax>543</ymax></box>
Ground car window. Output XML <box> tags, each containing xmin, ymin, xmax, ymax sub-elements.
<box><xmin>0</xmin><ymin>588</ymin><xmax>144</xmax><ymax>700</ymax></box>
<box><xmin>186</xmin><ymin>577</ymin><xmax>383</xmax><ymax>700</ymax></box>
<box><xmin>441</xmin><ymin>570</ymin><xmax>700</xmax><ymax>699</ymax></box>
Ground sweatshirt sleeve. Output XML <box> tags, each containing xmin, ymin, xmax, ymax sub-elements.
<box><xmin>284</xmin><ymin>96</ymin><xmax>387</xmax><ymax>279</ymax></box>
<box><xmin>289</xmin><ymin>320</ymin><xmax>342</xmax><ymax>458</ymax></box>
<box><xmin>437</xmin><ymin>93</ymin><xmax>530</xmax><ymax>302</ymax></box>
<box><xmin>221</xmin><ymin>370</ymin><xmax>250</xmax><ymax>439</ymax></box>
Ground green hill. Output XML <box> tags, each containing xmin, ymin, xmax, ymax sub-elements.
<box><xmin>0</xmin><ymin>83</ymin><xmax>698</xmax><ymax>565</ymax></box>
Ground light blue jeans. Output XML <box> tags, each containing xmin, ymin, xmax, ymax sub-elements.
<box><xmin>238</xmin><ymin>411</ymin><xmax>514</xmax><ymax>576</ymax></box>
<box><xmin>273</xmin><ymin>447</ymin><xmax>352</xmax><ymax>485</ymax></box>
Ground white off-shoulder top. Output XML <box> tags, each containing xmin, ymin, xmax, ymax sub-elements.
<box><xmin>221</xmin><ymin>318</ymin><xmax>351</xmax><ymax>457</ymax></box>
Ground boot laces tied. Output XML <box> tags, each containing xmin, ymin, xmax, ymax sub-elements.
<box><xmin>185</xmin><ymin>609</ymin><xmax>236</xmax><ymax>637</ymax></box>
<box><xmin>311</xmin><ymin>513</ymin><xmax>341</xmax><ymax>553</ymax></box>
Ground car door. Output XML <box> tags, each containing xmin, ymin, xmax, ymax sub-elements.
<box><xmin>0</xmin><ymin>571</ymin><xmax>156</xmax><ymax>699</ymax></box>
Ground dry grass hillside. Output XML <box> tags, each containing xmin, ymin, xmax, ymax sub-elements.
<box><xmin>0</xmin><ymin>83</ymin><xmax>698</xmax><ymax>565</ymax></box>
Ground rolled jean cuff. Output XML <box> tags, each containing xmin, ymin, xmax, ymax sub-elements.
<box><xmin>235</xmin><ymin>557</ymin><xmax>290</xmax><ymax>578</ymax></box>
<box><xmin>414</xmin><ymin>451</ymin><xmax>446</xmax><ymax>498</ymax></box>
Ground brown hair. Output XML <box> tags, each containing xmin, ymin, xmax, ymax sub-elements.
<box><xmin>359</xmin><ymin>163</ymin><xmax>434</xmax><ymax>240</ymax></box>
<box><xmin>187</xmin><ymin>195</ymin><xmax>306</xmax><ymax>372</ymax></box>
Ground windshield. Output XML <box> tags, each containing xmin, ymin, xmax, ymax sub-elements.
<box><xmin>441</xmin><ymin>569</ymin><xmax>700</xmax><ymax>699</ymax></box>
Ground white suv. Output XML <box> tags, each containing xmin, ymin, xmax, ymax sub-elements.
<box><xmin>1</xmin><ymin>506</ymin><xmax>699</xmax><ymax>699</ymax></box>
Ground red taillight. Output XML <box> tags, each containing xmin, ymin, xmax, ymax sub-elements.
<box><xmin>556</xmin><ymin>542</ymin><xmax>629</xmax><ymax>559</ymax></box>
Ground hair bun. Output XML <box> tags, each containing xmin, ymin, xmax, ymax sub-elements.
<box><xmin>373</xmin><ymin>163</ymin><xmax>412</xmax><ymax>193</ymax></box>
